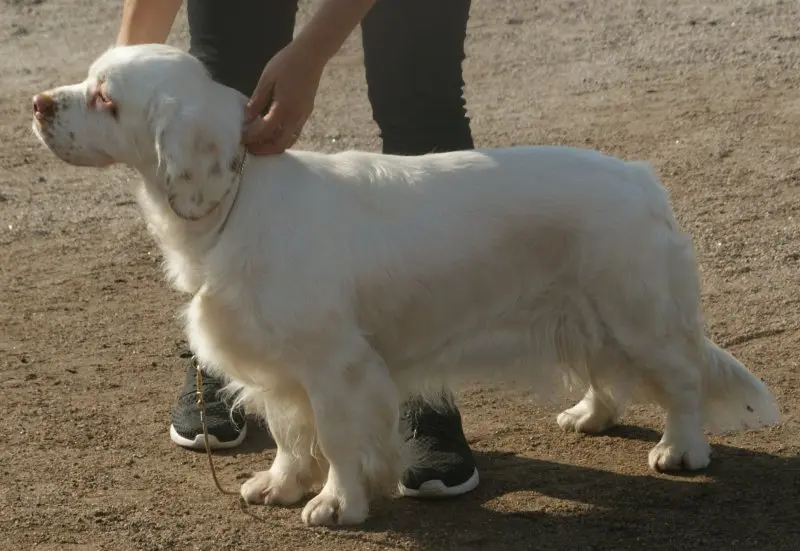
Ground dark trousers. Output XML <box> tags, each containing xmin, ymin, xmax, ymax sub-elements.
<box><xmin>186</xmin><ymin>0</ymin><xmax>474</xmax><ymax>155</ymax></box>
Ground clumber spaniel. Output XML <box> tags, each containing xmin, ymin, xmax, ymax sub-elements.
<box><xmin>32</xmin><ymin>44</ymin><xmax>778</xmax><ymax>526</ymax></box>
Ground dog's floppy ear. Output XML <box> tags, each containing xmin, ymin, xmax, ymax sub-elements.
<box><xmin>152</xmin><ymin>98</ymin><xmax>241</xmax><ymax>220</ymax></box>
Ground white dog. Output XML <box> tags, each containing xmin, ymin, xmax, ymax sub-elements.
<box><xmin>32</xmin><ymin>44</ymin><xmax>779</xmax><ymax>526</ymax></box>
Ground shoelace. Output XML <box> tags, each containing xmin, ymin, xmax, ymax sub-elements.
<box><xmin>180</xmin><ymin>377</ymin><xmax>224</xmax><ymax>402</ymax></box>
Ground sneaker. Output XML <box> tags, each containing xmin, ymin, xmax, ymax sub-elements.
<box><xmin>399</xmin><ymin>396</ymin><xmax>479</xmax><ymax>498</ymax></box>
<box><xmin>169</xmin><ymin>352</ymin><xmax>247</xmax><ymax>450</ymax></box>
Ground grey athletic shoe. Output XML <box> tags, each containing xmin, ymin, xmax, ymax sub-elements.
<box><xmin>169</xmin><ymin>352</ymin><xmax>247</xmax><ymax>450</ymax></box>
<box><xmin>399</xmin><ymin>397</ymin><xmax>479</xmax><ymax>498</ymax></box>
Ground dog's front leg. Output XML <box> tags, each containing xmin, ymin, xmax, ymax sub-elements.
<box><xmin>299</xmin><ymin>340</ymin><xmax>404</xmax><ymax>527</ymax></box>
<box><xmin>240</xmin><ymin>385</ymin><xmax>324</xmax><ymax>506</ymax></box>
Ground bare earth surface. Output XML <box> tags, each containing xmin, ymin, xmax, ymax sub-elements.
<box><xmin>2</xmin><ymin>0</ymin><xmax>800</xmax><ymax>549</ymax></box>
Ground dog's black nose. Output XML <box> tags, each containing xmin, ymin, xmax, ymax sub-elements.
<box><xmin>32</xmin><ymin>93</ymin><xmax>56</xmax><ymax>121</ymax></box>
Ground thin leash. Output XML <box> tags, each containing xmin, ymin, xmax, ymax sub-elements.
<box><xmin>189</xmin><ymin>149</ymin><xmax>265</xmax><ymax>520</ymax></box>
<box><xmin>192</xmin><ymin>355</ymin><xmax>266</xmax><ymax>521</ymax></box>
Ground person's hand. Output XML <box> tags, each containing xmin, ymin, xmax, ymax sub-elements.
<box><xmin>242</xmin><ymin>42</ymin><xmax>326</xmax><ymax>156</ymax></box>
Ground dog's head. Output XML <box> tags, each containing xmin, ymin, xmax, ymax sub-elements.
<box><xmin>31</xmin><ymin>44</ymin><xmax>248</xmax><ymax>220</ymax></box>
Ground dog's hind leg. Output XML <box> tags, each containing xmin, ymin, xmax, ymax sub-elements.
<box><xmin>299</xmin><ymin>338</ymin><xmax>404</xmax><ymax>527</ymax></box>
<box><xmin>556</xmin><ymin>347</ymin><xmax>633</xmax><ymax>434</ymax></box>
<box><xmin>640</xmin><ymin>340</ymin><xmax>711</xmax><ymax>472</ymax></box>
<box><xmin>557</xmin><ymin>386</ymin><xmax>623</xmax><ymax>434</ymax></box>
<box><xmin>240</xmin><ymin>385</ymin><xmax>324</xmax><ymax>506</ymax></box>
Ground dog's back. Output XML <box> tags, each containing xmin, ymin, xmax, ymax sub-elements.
<box><xmin>216</xmin><ymin>146</ymin><xmax>684</xmax><ymax>392</ymax></box>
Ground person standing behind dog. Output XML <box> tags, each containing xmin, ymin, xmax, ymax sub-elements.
<box><xmin>115</xmin><ymin>0</ymin><xmax>480</xmax><ymax>498</ymax></box>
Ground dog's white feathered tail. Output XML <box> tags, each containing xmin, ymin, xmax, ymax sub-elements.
<box><xmin>701</xmin><ymin>338</ymin><xmax>779</xmax><ymax>433</ymax></box>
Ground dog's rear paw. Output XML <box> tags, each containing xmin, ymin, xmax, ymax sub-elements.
<box><xmin>648</xmin><ymin>440</ymin><xmax>711</xmax><ymax>472</ymax></box>
<box><xmin>557</xmin><ymin>401</ymin><xmax>616</xmax><ymax>434</ymax></box>
<box><xmin>240</xmin><ymin>469</ymin><xmax>308</xmax><ymax>506</ymax></box>
<box><xmin>301</xmin><ymin>491</ymin><xmax>368</xmax><ymax>526</ymax></box>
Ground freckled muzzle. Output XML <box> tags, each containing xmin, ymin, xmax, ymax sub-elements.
<box><xmin>30</xmin><ymin>89</ymin><xmax>115</xmax><ymax>168</ymax></box>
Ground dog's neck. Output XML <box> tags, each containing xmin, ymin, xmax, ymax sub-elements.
<box><xmin>132</xmin><ymin>147</ymin><xmax>248</xmax><ymax>295</ymax></box>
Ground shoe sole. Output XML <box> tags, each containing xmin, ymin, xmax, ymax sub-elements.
<box><xmin>398</xmin><ymin>467</ymin><xmax>480</xmax><ymax>499</ymax></box>
<box><xmin>169</xmin><ymin>423</ymin><xmax>248</xmax><ymax>450</ymax></box>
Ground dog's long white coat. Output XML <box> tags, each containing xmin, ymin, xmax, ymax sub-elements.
<box><xmin>33</xmin><ymin>44</ymin><xmax>779</xmax><ymax>527</ymax></box>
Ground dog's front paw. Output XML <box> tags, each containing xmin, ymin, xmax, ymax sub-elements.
<box><xmin>648</xmin><ymin>440</ymin><xmax>711</xmax><ymax>472</ymax></box>
<box><xmin>240</xmin><ymin>469</ymin><xmax>308</xmax><ymax>506</ymax></box>
<box><xmin>300</xmin><ymin>491</ymin><xmax>369</xmax><ymax>526</ymax></box>
<box><xmin>557</xmin><ymin>400</ymin><xmax>616</xmax><ymax>434</ymax></box>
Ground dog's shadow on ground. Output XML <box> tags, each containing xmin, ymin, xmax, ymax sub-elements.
<box><xmin>207</xmin><ymin>422</ymin><xmax>799</xmax><ymax>549</ymax></box>
<box><xmin>361</xmin><ymin>426</ymin><xmax>800</xmax><ymax>550</ymax></box>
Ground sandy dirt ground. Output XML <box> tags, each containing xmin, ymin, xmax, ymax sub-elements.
<box><xmin>2</xmin><ymin>0</ymin><xmax>800</xmax><ymax>549</ymax></box>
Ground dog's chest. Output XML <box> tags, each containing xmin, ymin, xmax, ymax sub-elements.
<box><xmin>186</xmin><ymin>289</ymin><xmax>283</xmax><ymax>380</ymax></box>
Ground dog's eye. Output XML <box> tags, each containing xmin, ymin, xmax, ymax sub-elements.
<box><xmin>92</xmin><ymin>84</ymin><xmax>118</xmax><ymax>119</ymax></box>
<box><xmin>96</xmin><ymin>87</ymin><xmax>110</xmax><ymax>104</ymax></box>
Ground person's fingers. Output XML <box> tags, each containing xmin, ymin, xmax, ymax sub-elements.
<box><xmin>241</xmin><ymin>116</ymin><xmax>268</xmax><ymax>144</ymax></box>
<box><xmin>286</xmin><ymin>116</ymin><xmax>308</xmax><ymax>148</ymax></box>
<box><xmin>286</xmin><ymin>131</ymin><xmax>301</xmax><ymax>149</ymax></box>
<box><xmin>246</xmin><ymin>130</ymin><xmax>294</xmax><ymax>156</ymax></box>
<box><xmin>247</xmin><ymin>140</ymin><xmax>284</xmax><ymax>156</ymax></box>
<box><xmin>247</xmin><ymin>131</ymin><xmax>293</xmax><ymax>155</ymax></box>
<box><xmin>258</xmin><ymin>104</ymin><xmax>290</xmax><ymax>141</ymax></box>
<box><xmin>271</xmin><ymin>124</ymin><xmax>299</xmax><ymax>152</ymax></box>
<box><xmin>245</xmin><ymin>72</ymin><xmax>275</xmax><ymax>121</ymax></box>
<box><xmin>246</xmin><ymin>117</ymin><xmax>305</xmax><ymax>156</ymax></box>
<box><xmin>242</xmin><ymin>99</ymin><xmax>294</xmax><ymax>146</ymax></box>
